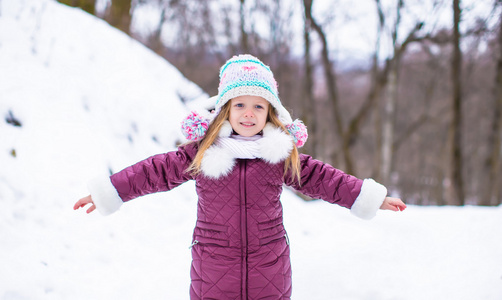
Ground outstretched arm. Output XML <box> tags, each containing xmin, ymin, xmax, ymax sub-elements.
<box><xmin>380</xmin><ymin>196</ymin><xmax>407</xmax><ymax>211</ymax></box>
<box><xmin>73</xmin><ymin>143</ymin><xmax>198</xmax><ymax>216</ymax></box>
<box><xmin>73</xmin><ymin>195</ymin><xmax>96</xmax><ymax>214</ymax></box>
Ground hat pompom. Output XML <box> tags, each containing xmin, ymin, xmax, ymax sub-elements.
<box><xmin>286</xmin><ymin>119</ymin><xmax>308</xmax><ymax>148</ymax></box>
<box><xmin>181</xmin><ymin>111</ymin><xmax>209</xmax><ymax>141</ymax></box>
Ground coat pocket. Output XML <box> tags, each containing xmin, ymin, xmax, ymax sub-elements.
<box><xmin>257</xmin><ymin>216</ymin><xmax>283</xmax><ymax>230</ymax></box>
<box><xmin>258</xmin><ymin>216</ymin><xmax>287</xmax><ymax>245</ymax></box>
<box><xmin>191</xmin><ymin>236</ymin><xmax>230</xmax><ymax>247</ymax></box>
<box><xmin>193</xmin><ymin>220</ymin><xmax>230</xmax><ymax>248</ymax></box>
<box><xmin>196</xmin><ymin>220</ymin><xmax>228</xmax><ymax>233</ymax></box>
<box><xmin>259</xmin><ymin>229</ymin><xmax>287</xmax><ymax>246</ymax></box>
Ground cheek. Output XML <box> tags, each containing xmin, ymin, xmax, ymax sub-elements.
<box><xmin>228</xmin><ymin>111</ymin><xmax>240</xmax><ymax>126</ymax></box>
<box><xmin>228</xmin><ymin>114</ymin><xmax>236</xmax><ymax>125</ymax></box>
<box><xmin>259</xmin><ymin>110</ymin><xmax>269</xmax><ymax>122</ymax></box>
<box><xmin>228</xmin><ymin>110</ymin><xmax>236</xmax><ymax>121</ymax></box>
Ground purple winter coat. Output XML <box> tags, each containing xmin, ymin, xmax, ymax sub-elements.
<box><xmin>108</xmin><ymin>142</ymin><xmax>366</xmax><ymax>299</ymax></box>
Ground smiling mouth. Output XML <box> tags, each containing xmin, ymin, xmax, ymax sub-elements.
<box><xmin>240</xmin><ymin>122</ymin><xmax>255</xmax><ymax>127</ymax></box>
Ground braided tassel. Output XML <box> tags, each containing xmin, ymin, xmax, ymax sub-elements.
<box><xmin>181</xmin><ymin>111</ymin><xmax>209</xmax><ymax>141</ymax></box>
<box><xmin>286</xmin><ymin>119</ymin><xmax>308</xmax><ymax>148</ymax></box>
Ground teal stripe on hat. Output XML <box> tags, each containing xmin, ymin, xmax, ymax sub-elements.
<box><xmin>216</xmin><ymin>81</ymin><xmax>281</xmax><ymax>106</ymax></box>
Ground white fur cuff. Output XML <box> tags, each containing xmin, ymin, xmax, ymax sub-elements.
<box><xmin>350</xmin><ymin>178</ymin><xmax>387</xmax><ymax>220</ymax></box>
<box><xmin>87</xmin><ymin>175</ymin><xmax>123</xmax><ymax>216</ymax></box>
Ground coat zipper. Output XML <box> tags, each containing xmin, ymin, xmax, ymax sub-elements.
<box><xmin>239</xmin><ymin>160</ymin><xmax>248</xmax><ymax>300</ymax></box>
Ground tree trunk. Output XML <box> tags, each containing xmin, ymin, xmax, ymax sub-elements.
<box><xmin>104</xmin><ymin>0</ymin><xmax>131</xmax><ymax>35</ymax></box>
<box><xmin>483</xmin><ymin>8</ymin><xmax>502</xmax><ymax>206</ymax></box>
<box><xmin>381</xmin><ymin>62</ymin><xmax>398</xmax><ymax>184</ymax></box>
<box><xmin>302</xmin><ymin>5</ymin><xmax>317</xmax><ymax>157</ymax></box>
<box><xmin>450</xmin><ymin>0</ymin><xmax>465</xmax><ymax>205</ymax></box>
<box><xmin>239</xmin><ymin>0</ymin><xmax>249</xmax><ymax>53</ymax></box>
<box><xmin>380</xmin><ymin>0</ymin><xmax>403</xmax><ymax>185</ymax></box>
<box><xmin>374</xmin><ymin>0</ymin><xmax>426</xmax><ymax>185</ymax></box>
<box><xmin>372</xmin><ymin>0</ymin><xmax>386</xmax><ymax>180</ymax></box>
<box><xmin>302</xmin><ymin>0</ymin><xmax>349</xmax><ymax>171</ymax></box>
<box><xmin>57</xmin><ymin>0</ymin><xmax>95</xmax><ymax>15</ymax></box>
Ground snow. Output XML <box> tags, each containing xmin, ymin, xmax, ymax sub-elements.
<box><xmin>1</xmin><ymin>0</ymin><xmax>501</xmax><ymax>299</ymax></box>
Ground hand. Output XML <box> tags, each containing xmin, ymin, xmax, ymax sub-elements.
<box><xmin>380</xmin><ymin>196</ymin><xmax>406</xmax><ymax>212</ymax></box>
<box><xmin>74</xmin><ymin>195</ymin><xmax>96</xmax><ymax>214</ymax></box>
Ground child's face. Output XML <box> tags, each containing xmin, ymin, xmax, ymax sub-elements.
<box><xmin>229</xmin><ymin>95</ymin><xmax>269</xmax><ymax>137</ymax></box>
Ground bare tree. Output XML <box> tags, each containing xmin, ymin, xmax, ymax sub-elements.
<box><xmin>378</xmin><ymin>1</ymin><xmax>426</xmax><ymax>186</ymax></box>
<box><xmin>483</xmin><ymin>4</ymin><xmax>502</xmax><ymax>205</ymax></box>
<box><xmin>302</xmin><ymin>0</ymin><xmax>412</xmax><ymax>175</ymax></box>
<box><xmin>239</xmin><ymin>0</ymin><xmax>250</xmax><ymax>53</ymax></box>
<box><xmin>380</xmin><ymin>0</ymin><xmax>403</xmax><ymax>185</ymax></box>
<box><xmin>303</xmin><ymin>0</ymin><xmax>358</xmax><ymax>173</ymax></box>
<box><xmin>301</xmin><ymin>1</ymin><xmax>316</xmax><ymax>157</ymax></box>
<box><xmin>450</xmin><ymin>0</ymin><xmax>465</xmax><ymax>205</ymax></box>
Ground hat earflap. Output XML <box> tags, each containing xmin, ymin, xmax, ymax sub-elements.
<box><xmin>286</xmin><ymin>119</ymin><xmax>308</xmax><ymax>148</ymax></box>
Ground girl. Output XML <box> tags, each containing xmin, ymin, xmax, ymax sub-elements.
<box><xmin>74</xmin><ymin>54</ymin><xmax>406</xmax><ymax>299</ymax></box>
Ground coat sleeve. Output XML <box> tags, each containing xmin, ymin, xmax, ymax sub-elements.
<box><xmin>284</xmin><ymin>153</ymin><xmax>387</xmax><ymax>220</ymax></box>
<box><xmin>87</xmin><ymin>143</ymin><xmax>198</xmax><ymax>215</ymax></box>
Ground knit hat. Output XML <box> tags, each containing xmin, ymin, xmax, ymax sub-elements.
<box><xmin>216</xmin><ymin>54</ymin><xmax>293</xmax><ymax>125</ymax></box>
<box><xmin>181</xmin><ymin>54</ymin><xmax>308</xmax><ymax>147</ymax></box>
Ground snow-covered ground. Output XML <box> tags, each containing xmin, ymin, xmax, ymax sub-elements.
<box><xmin>1</xmin><ymin>0</ymin><xmax>501</xmax><ymax>299</ymax></box>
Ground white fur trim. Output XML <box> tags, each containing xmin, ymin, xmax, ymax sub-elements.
<box><xmin>219</xmin><ymin>120</ymin><xmax>233</xmax><ymax>137</ymax></box>
<box><xmin>201</xmin><ymin>145</ymin><xmax>235</xmax><ymax>178</ymax></box>
<box><xmin>87</xmin><ymin>175</ymin><xmax>123</xmax><ymax>216</ymax></box>
<box><xmin>258</xmin><ymin>123</ymin><xmax>293</xmax><ymax>164</ymax></box>
<box><xmin>350</xmin><ymin>178</ymin><xmax>387</xmax><ymax>220</ymax></box>
<box><xmin>200</xmin><ymin>123</ymin><xmax>293</xmax><ymax>178</ymax></box>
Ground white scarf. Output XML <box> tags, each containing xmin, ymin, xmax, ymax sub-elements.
<box><xmin>200</xmin><ymin>122</ymin><xmax>294</xmax><ymax>179</ymax></box>
<box><xmin>217</xmin><ymin>134</ymin><xmax>262</xmax><ymax>159</ymax></box>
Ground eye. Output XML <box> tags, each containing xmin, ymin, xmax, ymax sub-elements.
<box><xmin>255</xmin><ymin>105</ymin><xmax>264</xmax><ymax>109</ymax></box>
<box><xmin>234</xmin><ymin>103</ymin><xmax>244</xmax><ymax>108</ymax></box>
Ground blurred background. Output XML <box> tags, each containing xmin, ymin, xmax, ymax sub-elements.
<box><xmin>58</xmin><ymin>0</ymin><xmax>502</xmax><ymax>206</ymax></box>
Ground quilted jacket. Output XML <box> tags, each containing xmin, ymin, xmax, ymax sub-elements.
<box><xmin>89</xmin><ymin>127</ymin><xmax>387</xmax><ymax>299</ymax></box>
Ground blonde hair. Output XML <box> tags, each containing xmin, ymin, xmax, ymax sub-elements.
<box><xmin>266</xmin><ymin>105</ymin><xmax>301</xmax><ymax>184</ymax></box>
<box><xmin>186</xmin><ymin>103</ymin><xmax>231</xmax><ymax>175</ymax></box>
<box><xmin>187</xmin><ymin>102</ymin><xmax>301</xmax><ymax>183</ymax></box>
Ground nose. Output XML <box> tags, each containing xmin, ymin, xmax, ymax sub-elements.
<box><xmin>244</xmin><ymin>108</ymin><xmax>255</xmax><ymax>118</ymax></box>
